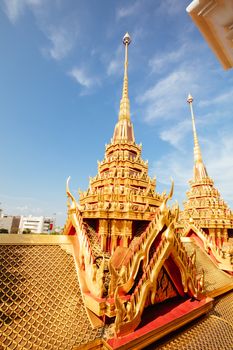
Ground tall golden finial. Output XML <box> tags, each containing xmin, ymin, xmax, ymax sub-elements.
<box><xmin>187</xmin><ymin>94</ymin><xmax>203</xmax><ymax>164</ymax></box>
<box><xmin>112</xmin><ymin>33</ymin><xmax>135</xmax><ymax>143</ymax></box>
<box><xmin>187</xmin><ymin>94</ymin><xmax>208</xmax><ymax>180</ymax></box>
<box><xmin>118</xmin><ymin>32</ymin><xmax>131</xmax><ymax>121</ymax></box>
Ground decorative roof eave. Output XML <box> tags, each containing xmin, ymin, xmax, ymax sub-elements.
<box><xmin>187</xmin><ymin>0</ymin><xmax>233</xmax><ymax>70</ymax></box>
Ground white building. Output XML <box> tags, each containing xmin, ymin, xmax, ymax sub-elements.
<box><xmin>19</xmin><ymin>216</ymin><xmax>54</xmax><ymax>234</ymax></box>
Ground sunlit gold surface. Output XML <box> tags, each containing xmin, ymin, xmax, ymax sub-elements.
<box><xmin>0</xmin><ymin>237</ymin><xmax>103</xmax><ymax>349</ymax></box>
<box><xmin>187</xmin><ymin>94</ymin><xmax>205</xmax><ymax>167</ymax></box>
<box><xmin>149</xmin><ymin>292</ymin><xmax>233</xmax><ymax>350</ymax></box>
<box><xmin>71</xmin><ymin>34</ymin><xmax>164</xmax><ymax>254</ymax></box>
<box><xmin>0</xmin><ymin>233</ymin><xmax>76</xmax><ymax>245</ymax></box>
<box><xmin>2</xmin><ymin>32</ymin><xmax>233</xmax><ymax>350</ymax></box>
<box><xmin>180</xmin><ymin>95</ymin><xmax>233</xmax><ymax>233</ymax></box>
<box><xmin>179</xmin><ymin>95</ymin><xmax>233</xmax><ymax>272</ymax></box>
<box><xmin>62</xmin><ymin>34</ymin><xmax>233</xmax><ymax>346</ymax></box>
<box><xmin>183</xmin><ymin>239</ymin><xmax>233</xmax><ymax>297</ymax></box>
<box><xmin>112</xmin><ymin>197</ymin><xmax>206</xmax><ymax>336</ymax></box>
<box><xmin>118</xmin><ymin>32</ymin><xmax>131</xmax><ymax>123</ymax></box>
<box><xmin>187</xmin><ymin>0</ymin><xmax>233</xmax><ymax>70</ymax></box>
<box><xmin>1</xmin><ymin>234</ymin><xmax>232</xmax><ymax>350</ymax></box>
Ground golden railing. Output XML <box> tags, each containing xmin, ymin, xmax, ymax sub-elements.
<box><xmin>180</xmin><ymin>221</ymin><xmax>233</xmax><ymax>271</ymax></box>
<box><xmin>65</xmin><ymin>178</ymin><xmax>105</xmax><ymax>297</ymax></box>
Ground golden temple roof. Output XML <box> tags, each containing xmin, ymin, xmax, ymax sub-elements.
<box><xmin>152</xmin><ymin>292</ymin><xmax>233</xmax><ymax>350</ymax></box>
<box><xmin>2</xmin><ymin>33</ymin><xmax>233</xmax><ymax>350</ymax></box>
<box><xmin>0</xmin><ymin>235</ymin><xmax>103</xmax><ymax>349</ymax></box>
<box><xmin>1</xmin><ymin>234</ymin><xmax>232</xmax><ymax>349</ymax></box>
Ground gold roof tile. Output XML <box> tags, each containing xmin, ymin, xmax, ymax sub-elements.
<box><xmin>0</xmin><ymin>244</ymin><xmax>103</xmax><ymax>349</ymax></box>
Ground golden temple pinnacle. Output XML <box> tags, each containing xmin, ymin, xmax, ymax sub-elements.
<box><xmin>112</xmin><ymin>33</ymin><xmax>135</xmax><ymax>143</ymax></box>
<box><xmin>187</xmin><ymin>94</ymin><xmax>202</xmax><ymax>164</ymax></box>
<box><xmin>187</xmin><ymin>94</ymin><xmax>208</xmax><ymax>180</ymax></box>
<box><xmin>119</xmin><ymin>32</ymin><xmax>131</xmax><ymax>121</ymax></box>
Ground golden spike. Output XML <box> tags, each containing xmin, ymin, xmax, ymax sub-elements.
<box><xmin>187</xmin><ymin>94</ymin><xmax>202</xmax><ymax>163</ymax></box>
<box><xmin>118</xmin><ymin>33</ymin><xmax>131</xmax><ymax>121</ymax></box>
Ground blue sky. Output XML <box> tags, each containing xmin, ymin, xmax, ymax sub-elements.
<box><xmin>1</xmin><ymin>0</ymin><xmax>233</xmax><ymax>226</ymax></box>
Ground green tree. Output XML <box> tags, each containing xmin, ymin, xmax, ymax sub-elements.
<box><xmin>0</xmin><ymin>228</ymin><xmax>9</xmax><ymax>233</ymax></box>
<box><xmin>22</xmin><ymin>228</ymin><xmax>31</xmax><ymax>234</ymax></box>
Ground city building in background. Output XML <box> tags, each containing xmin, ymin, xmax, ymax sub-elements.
<box><xmin>19</xmin><ymin>215</ymin><xmax>55</xmax><ymax>234</ymax></box>
<box><xmin>0</xmin><ymin>215</ymin><xmax>21</xmax><ymax>234</ymax></box>
<box><xmin>0</xmin><ymin>212</ymin><xmax>55</xmax><ymax>234</ymax></box>
<box><xmin>187</xmin><ymin>0</ymin><xmax>233</xmax><ymax>69</ymax></box>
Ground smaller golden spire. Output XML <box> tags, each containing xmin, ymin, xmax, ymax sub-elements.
<box><xmin>187</xmin><ymin>94</ymin><xmax>202</xmax><ymax>163</ymax></box>
<box><xmin>187</xmin><ymin>94</ymin><xmax>208</xmax><ymax>180</ymax></box>
<box><xmin>118</xmin><ymin>33</ymin><xmax>131</xmax><ymax>121</ymax></box>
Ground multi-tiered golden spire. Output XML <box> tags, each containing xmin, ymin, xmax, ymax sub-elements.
<box><xmin>179</xmin><ymin>94</ymin><xmax>233</xmax><ymax>247</ymax></box>
<box><xmin>187</xmin><ymin>94</ymin><xmax>208</xmax><ymax>180</ymax></box>
<box><xmin>75</xmin><ymin>33</ymin><xmax>163</xmax><ymax>253</ymax></box>
<box><xmin>113</xmin><ymin>33</ymin><xmax>135</xmax><ymax>143</ymax></box>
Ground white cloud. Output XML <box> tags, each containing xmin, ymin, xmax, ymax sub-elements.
<box><xmin>151</xmin><ymin>152</ymin><xmax>192</xmax><ymax>209</ymax></box>
<box><xmin>202</xmin><ymin>133</ymin><xmax>233</xmax><ymax>205</ymax></box>
<box><xmin>45</xmin><ymin>26</ymin><xmax>76</xmax><ymax>60</ymax></box>
<box><xmin>158</xmin><ymin>0</ymin><xmax>184</xmax><ymax>16</ymax></box>
<box><xmin>149</xmin><ymin>44</ymin><xmax>186</xmax><ymax>73</ymax></box>
<box><xmin>16</xmin><ymin>205</ymin><xmax>43</xmax><ymax>214</ymax></box>
<box><xmin>116</xmin><ymin>1</ymin><xmax>141</xmax><ymax>20</ymax></box>
<box><xmin>116</xmin><ymin>0</ymin><xmax>183</xmax><ymax>20</ymax></box>
<box><xmin>107</xmin><ymin>59</ymin><xmax>121</xmax><ymax>76</ymax></box>
<box><xmin>199</xmin><ymin>89</ymin><xmax>233</xmax><ymax>107</ymax></box>
<box><xmin>0</xmin><ymin>193</ymin><xmax>66</xmax><ymax>226</ymax></box>
<box><xmin>140</xmin><ymin>32</ymin><xmax>213</xmax><ymax>124</ymax></box>
<box><xmin>69</xmin><ymin>67</ymin><xmax>98</xmax><ymax>89</ymax></box>
<box><xmin>3</xmin><ymin>0</ymin><xmax>42</xmax><ymax>23</ymax></box>
<box><xmin>137</xmin><ymin>66</ymin><xmax>200</xmax><ymax>122</ymax></box>
<box><xmin>107</xmin><ymin>45</ymin><xmax>122</xmax><ymax>76</ymax></box>
<box><xmin>148</xmin><ymin>38</ymin><xmax>206</xmax><ymax>74</ymax></box>
<box><xmin>3</xmin><ymin>0</ymin><xmax>78</xmax><ymax>61</ymax></box>
<box><xmin>153</xmin><ymin>153</ymin><xmax>192</xmax><ymax>188</ymax></box>
<box><xmin>0</xmin><ymin>195</ymin><xmax>44</xmax><ymax>216</ymax></box>
<box><xmin>160</xmin><ymin>119</ymin><xmax>191</xmax><ymax>149</ymax></box>
<box><xmin>16</xmin><ymin>205</ymin><xmax>29</xmax><ymax>211</ymax></box>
